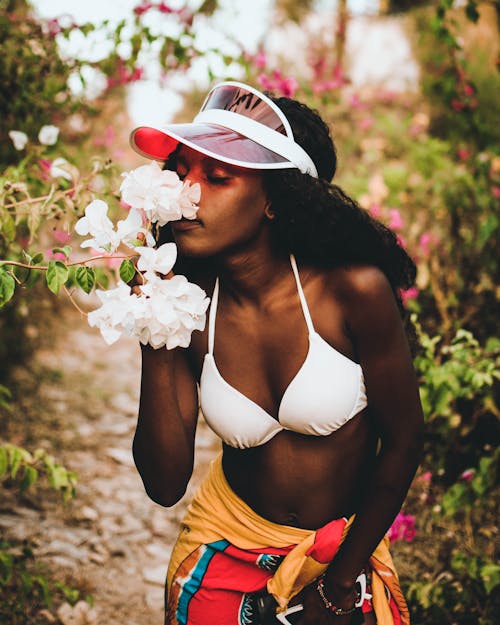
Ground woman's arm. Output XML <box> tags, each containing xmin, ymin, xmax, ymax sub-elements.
<box><xmin>133</xmin><ymin>344</ymin><xmax>199</xmax><ymax>507</ymax></box>
<box><xmin>324</xmin><ymin>266</ymin><xmax>424</xmax><ymax>611</ymax></box>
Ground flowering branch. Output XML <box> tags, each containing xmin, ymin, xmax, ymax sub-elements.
<box><xmin>0</xmin><ymin>161</ymin><xmax>209</xmax><ymax>351</ymax></box>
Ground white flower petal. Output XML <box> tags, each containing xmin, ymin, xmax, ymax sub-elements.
<box><xmin>9</xmin><ymin>130</ymin><xmax>28</xmax><ymax>150</ymax></box>
<box><xmin>38</xmin><ymin>124</ymin><xmax>60</xmax><ymax>146</ymax></box>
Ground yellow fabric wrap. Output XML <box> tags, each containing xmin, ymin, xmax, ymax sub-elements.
<box><xmin>167</xmin><ymin>454</ymin><xmax>409</xmax><ymax>625</ymax></box>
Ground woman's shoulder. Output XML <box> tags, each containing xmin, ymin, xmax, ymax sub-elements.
<box><xmin>312</xmin><ymin>263</ymin><xmax>393</xmax><ymax>303</ymax></box>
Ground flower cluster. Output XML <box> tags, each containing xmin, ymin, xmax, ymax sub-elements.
<box><xmin>120</xmin><ymin>161</ymin><xmax>200</xmax><ymax>225</ymax></box>
<box><xmin>388</xmin><ymin>512</ymin><xmax>416</xmax><ymax>543</ymax></box>
<box><xmin>75</xmin><ymin>162</ymin><xmax>208</xmax><ymax>349</ymax></box>
<box><xmin>88</xmin><ymin>269</ymin><xmax>208</xmax><ymax>349</ymax></box>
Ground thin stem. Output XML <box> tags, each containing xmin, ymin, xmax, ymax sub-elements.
<box><xmin>63</xmin><ymin>285</ymin><xmax>88</xmax><ymax>317</ymax></box>
<box><xmin>0</xmin><ymin>253</ymin><xmax>137</xmax><ymax>272</ymax></box>
<box><xmin>3</xmin><ymin>186</ymin><xmax>76</xmax><ymax>209</ymax></box>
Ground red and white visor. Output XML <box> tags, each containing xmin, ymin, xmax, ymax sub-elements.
<box><xmin>130</xmin><ymin>81</ymin><xmax>318</xmax><ymax>178</ymax></box>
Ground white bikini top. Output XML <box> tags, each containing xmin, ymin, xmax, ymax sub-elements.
<box><xmin>199</xmin><ymin>255</ymin><xmax>367</xmax><ymax>449</ymax></box>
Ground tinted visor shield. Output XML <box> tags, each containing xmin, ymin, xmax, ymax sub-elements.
<box><xmin>131</xmin><ymin>123</ymin><xmax>290</xmax><ymax>169</ymax></box>
<box><xmin>199</xmin><ymin>83</ymin><xmax>291</xmax><ymax>137</ymax></box>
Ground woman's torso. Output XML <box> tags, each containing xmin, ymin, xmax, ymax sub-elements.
<box><xmin>187</xmin><ymin>257</ymin><xmax>378</xmax><ymax>529</ymax></box>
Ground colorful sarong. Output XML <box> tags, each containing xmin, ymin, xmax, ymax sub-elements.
<box><xmin>166</xmin><ymin>454</ymin><xmax>409</xmax><ymax>625</ymax></box>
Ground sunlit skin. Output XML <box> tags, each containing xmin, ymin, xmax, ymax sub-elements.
<box><xmin>134</xmin><ymin>145</ymin><xmax>424</xmax><ymax>624</ymax></box>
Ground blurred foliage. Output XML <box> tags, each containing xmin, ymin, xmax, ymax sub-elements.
<box><xmin>0</xmin><ymin>443</ymin><xmax>78</xmax><ymax>501</ymax></box>
<box><xmin>0</xmin><ymin>538</ymin><xmax>88</xmax><ymax>624</ymax></box>
<box><xmin>414</xmin><ymin>320</ymin><xmax>499</xmax><ymax>483</ymax></box>
<box><xmin>411</xmin><ymin>1</ymin><xmax>500</xmax><ymax>149</ymax></box>
<box><xmin>0</xmin><ymin>9</ymin><xmax>73</xmax><ymax>166</ymax></box>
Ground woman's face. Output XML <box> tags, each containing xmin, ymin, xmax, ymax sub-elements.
<box><xmin>169</xmin><ymin>145</ymin><xmax>270</xmax><ymax>257</ymax></box>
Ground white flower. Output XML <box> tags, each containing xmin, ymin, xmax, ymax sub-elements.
<box><xmin>120</xmin><ymin>161</ymin><xmax>199</xmax><ymax>226</ymax></box>
<box><xmin>8</xmin><ymin>130</ymin><xmax>28</xmax><ymax>151</ymax></box>
<box><xmin>75</xmin><ymin>201</ymin><xmax>154</xmax><ymax>253</ymax></box>
<box><xmin>136</xmin><ymin>243</ymin><xmax>177</xmax><ymax>277</ymax></box>
<box><xmin>38</xmin><ymin>124</ymin><xmax>60</xmax><ymax>146</ymax></box>
<box><xmin>139</xmin><ymin>274</ymin><xmax>209</xmax><ymax>349</ymax></box>
<box><xmin>87</xmin><ymin>282</ymin><xmax>136</xmax><ymax>345</ymax></box>
<box><xmin>178</xmin><ymin>180</ymin><xmax>201</xmax><ymax>219</ymax></box>
<box><xmin>116</xmin><ymin>207</ymin><xmax>156</xmax><ymax>249</ymax></box>
<box><xmin>50</xmin><ymin>157</ymin><xmax>73</xmax><ymax>181</ymax></box>
<box><xmin>87</xmin><ymin>271</ymin><xmax>209</xmax><ymax>350</ymax></box>
<box><xmin>75</xmin><ymin>200</ymin><xmax>118</xmax><ymax>252</ymax></box>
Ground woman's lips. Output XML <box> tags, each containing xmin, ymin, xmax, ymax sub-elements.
<box><xmin>171</xmin><ymin>218</ymin><xmax>202</xmax><ymax>231</ymax></box>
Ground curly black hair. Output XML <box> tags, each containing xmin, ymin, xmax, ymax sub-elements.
<box><xmin>262</xmin><ymin>95</ymin><xmax>418</xmax><ymax>350</ymax></box>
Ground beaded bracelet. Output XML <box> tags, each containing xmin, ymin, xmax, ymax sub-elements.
<box><xmin>316</xmin><ymin>575</ymin><xmax>359</xmax><ymax>616</ymax></box>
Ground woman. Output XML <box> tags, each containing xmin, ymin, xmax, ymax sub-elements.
<box><xmin>130</xmin><ymin>82</ymin><xmax>424</xmax><ymax>625</ymax></box>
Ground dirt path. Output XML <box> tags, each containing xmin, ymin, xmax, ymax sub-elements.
<box><xmin>0</xmin><ymin>306</ymin><xmax>220</xmax><ymax>625</ymax></box>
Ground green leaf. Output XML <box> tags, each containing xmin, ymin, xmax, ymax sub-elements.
<box><xmin>0</xmin><ymin>269</ymin><xmax>15</xmax><ymax>308</ymax></box>
<box><xmin>1</xmin><ymin>213</ymin><xmax>16</xmax><ymax>242</ymax></box>
<box><xmin>51</xmin><ymin>245</ymin><xmax>71</xmax><ymax>259</ymax></box>
<box><xmin>31</xmin><ymin>253</ymin><xmax>44</xmax><ymax>265</ymax></box>
<box><xmin>46</xmin><ymin>260</ymin><xmax>69</xmax><ymax>295</ymax></box>
<box><xmin>119</xmin><ymin>259</ymin><xmax>135</xmax><ymax>283</ymax></box>
<box><xmin>65</xmin><ymin>265</ymin><xmax>77</xmax><ymax>287</ymax></box>
<box><xmin>94</xmin><ymin>267</ymin><xmax>109</xmax><ymax>289</ymax></box>
<box><xmin>75</xmin><ymin>266</ymin><xmax>96</xmax><ymax>294</ymax></box>
<box><xmin>465</xmin><ymin>1</ymin><xmax>480</xmax><ymax>22</ymax></box>
<box><xmin>481</xmin><ymin>563</ymin><xmax>500</xmax><ymax>593</ymax></box>
<box><xmin>0</xmin><ymin>447</ymin><xmax>7</xmax><ymax>478</ymax></box>
<box><xmin>9</xmin><ymin>448</ymin><xmax>22</xmax><ymax>479</ymax></box>
<box><xmin>20</xmin><ymin>465</ymin><xmax>38</xmax><ymax>491</ymax></box>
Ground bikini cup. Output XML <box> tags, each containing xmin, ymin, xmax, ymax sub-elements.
<box><xmin>199</xmin><ymin>255</ymin><xmax>367</xmax><ymax>449</ymax></box>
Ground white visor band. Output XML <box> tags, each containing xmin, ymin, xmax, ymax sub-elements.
<box><xmin>130</xmin><ymin>81</ymin><xmax>318</xmax><ymax>178</ymax></box>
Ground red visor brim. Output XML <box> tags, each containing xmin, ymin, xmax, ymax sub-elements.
<box><xmin>130</xmin><ymin>123</ymin><xmax>293</xmax><ymax>169</ymax></box>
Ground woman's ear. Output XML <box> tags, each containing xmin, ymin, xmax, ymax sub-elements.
<box><xmin>264</xmin><ymin>201</ymin><xmax>275</xmax><ymax>221</ymax></box>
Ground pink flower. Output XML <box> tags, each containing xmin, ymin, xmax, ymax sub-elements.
<box><xmin>388</xmin><ymin>209</ymin><xmax>404</xmax><ymax>231</ymax></box>
<box><xmin>52</xmin><ymin>229</ymin><xmax>71</xmax><ymax>244</ymax></box>
<box><xmin>396</xmin><ymin>234</ymin><xmax>407</xmax><ymax>249</ymax></box>
<box><xmin>460</xmin><ymin>469</ymin><xmax>475</xmax><ymax>481</ymax></box>
<box><xmin>419</xmin><ymin>232</ymin><xmax>432</xmax><ymax>257</ymax></box>
<box><xmin>38</xmin><ymin>159</ymin><xmax>52</xmax><ymax>181</ymax></box>
<box><xmin>46</xmin><ymin>18</ymin><xmax>61</xmax><ymax>36</ymax></box>
<box><xmin>257</xmin><ymin>73</ymin><xmax>274</xmax><ymax>91</ymax></box>
<box><xmin>158</xmin><ymin>2</ymin><xmax>174</xmax><ymax>13</ymax></box>
<box><xmin>400</xmin><ymin>287</ymin><xmax>419</xmax><ymax>305</ymax></box>
<box><xmin>417</xmin><ymin>471</ymin><xmax>432</xmax><ymax>484</ymax></box>
<box><xmin>349</xmin><ymin>93</ymin><xmax>363</xmax><ymax>109</ymax></box>
<box><xmin>492</xmin><ymin>186</ymin><xmax>500</xmax><ymax>198</ymax></box>
<box><xmin>257</xmin><ymin>71</ymin><xmax>298</xmax><ymax>98</ymax></box>
<box><xmin>368</xmin><ymin>204</ymin><xmax>382</xmax><ymax>219</ymax></box>
<box><xmin>463</xmin><ymin>83</ymin><xmax>475</xmax><ymax>97</ymax></box>
<box><xmin>359</xmin><ymin>117</ymin><xmax>373</xmax><ymax>131</ymax></box>
<box><xmin>389</xmin><ymin>512</ymin><xmax>416</xmax><ymax>543</ymax></box>
<box><xmin>451</xmin><ymin>99</ymin><xmax>464</xmax><ymax>112</ymax></box>
<box><xmin>253</xmin><ymin>50</ymin><xmax>267</xmax><ymax>69</ymax></box>
<box><xmin>134</xmin><ymin>2</ymin><xmax>153</xmax><ymax>16</ymax></box>
<box><xmin>457</xmin><ymin>147</ymin><xmax>470</xmax><ymax>161</ymax></box>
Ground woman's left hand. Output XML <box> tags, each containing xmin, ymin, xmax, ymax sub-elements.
<box><xmin>293</xmin><ymin>582</ymin><xmax>361</xmax><ymax>625</ymax></box>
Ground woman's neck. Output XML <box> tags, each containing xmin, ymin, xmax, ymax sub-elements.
<box><xmin>216</xmin><ymin>245</ymin><xmax>292</xmax><ymax>306</ymax></box>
